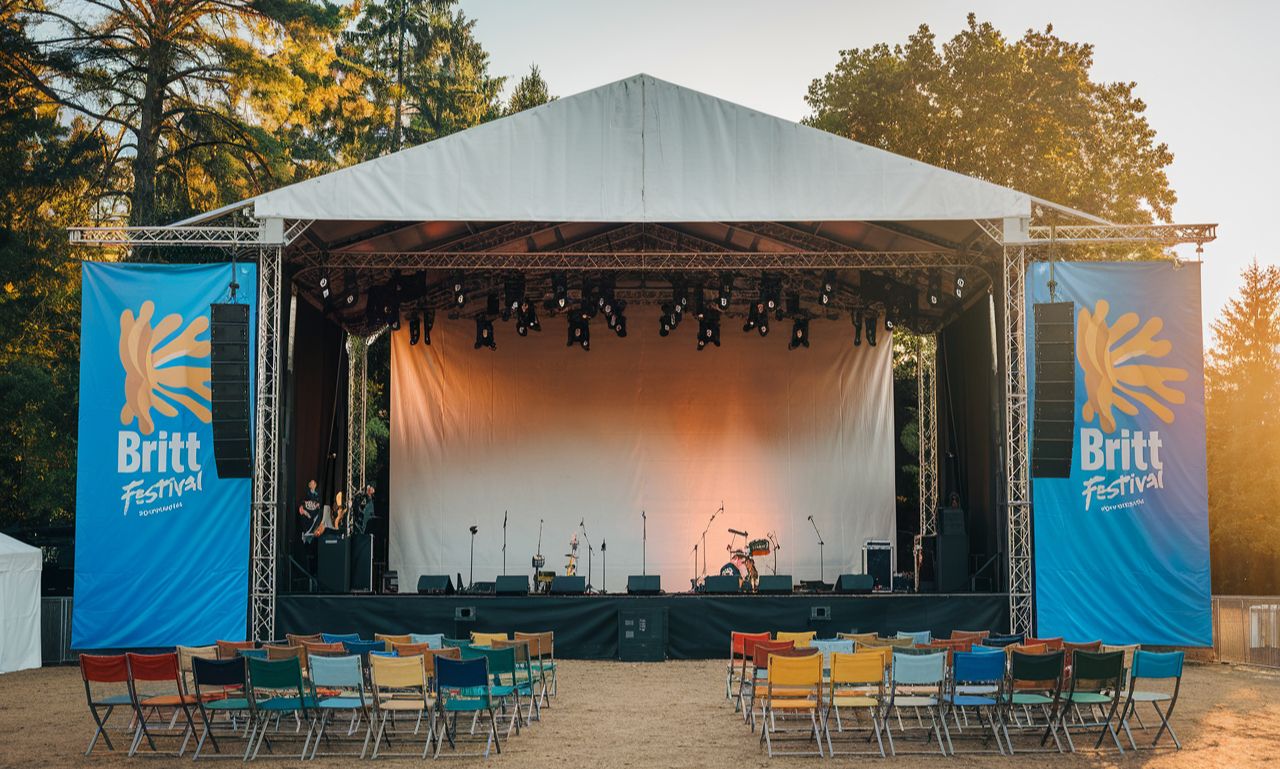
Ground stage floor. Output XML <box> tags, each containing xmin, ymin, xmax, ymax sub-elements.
<box><xmin>277</xmin><ymin>592</ymin><xmax>1010</xmax><ymax>659</ymax></box>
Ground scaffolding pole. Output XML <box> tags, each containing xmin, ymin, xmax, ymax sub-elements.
<box><xmin>1002</xmin><ymin>245</ymin><xmax>1034</xmax><ymax>635</ymax></box>
<box><xmin>250</xmin><ymin>245</ymin><xmax>282</xmax><ymax>641</ymax></box>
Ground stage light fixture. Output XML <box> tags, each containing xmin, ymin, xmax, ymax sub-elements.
<box><xmin>614</xmin><ymin>311</ymin><xmax>628</xmax><ymax>338</ymax></box>
<box><xmin>319</xmin><ymin>272</ymin><xmax>332</xmax><ymax>302</ymax></box>
<box><xmin>820</xmin><ymin>271</ymin><xmax>836</xmax><ymax>306</ymax></box>
<box><xmin>552</xmin><ymin>272</ymin><xmax>569</xmax><ymax>309</ymax></box>
<box><xmin>450</xmin><ymin>272</ymin><xmax>466</xmax><ymax>307</ymax></box>
<box><xmin>865</xmin><ymin>312</ymin><xmax>878</xmax><ymax>346</ymax></box>
<box><xmin>505</xmin><ymin>274</ymin><xmax>525</xmax><ymax>311</ymax></box>
<box><xmin>743</xmin><ymin>303</ymin><xmax>759</xmax><ymax>332</ymax></box>
<box><xmin>389</xmin><ymin>310</ymin><xmax>401</xmax><ymax>331</ymax></box>
<box><xmin>567</xmin><ymin>309</ymin><xmax>590</xmax><ymax>350</ymax></box>
<box><xmin>852</xmin><ymin>310</ymin><xmax>863</xmax><ymax>346</ymax></box>
<box><xmin>928</xmin><ymin>270</ymin><xmax>941</xmax><ymax>307</ymax></box>
<box><xmin>422</xmin><ymin>309</ymin><xmax>434</xmax><ymax>345</ymax></box>
<box><xmin>718</xmin><ymin>272</ymin><xmax>734</xmax><ymax>309</ymax></box>
<box><xmin>954</xmin><ymin>274</ymin><xmax>965</xmax><ymax>300</ymax></box>
<box><xmin>789</xmin><ymin>317</ymin><xmax>810</xmax><ymax>350</ymax></box>
<box><xmin>692</xmin><ymin>284</ymin><xmax>707</xmax><ymax>319</ymax></box>
<box><xmin>696</xmin><ymin>311</ymin><xmax>721</xmax><ymax>350</ymax></box>
<box><xmin>474</xmin><ymin>317</ymin><xmax>496</xmax><ymax>351</ymax></box>
<box><xmin>408</xmin><ymin>313</ymin><xmax>421</xmax><ymax>345</ymax></box>
<box><xmin>342</xmin><ymin>269</ymin><xmax>359</xmax><ymax>307</ymax></box>
<box><xmin>760</xmin><ymin>274</ymin><xmax>782</xmax><ymax>312</ymax></box>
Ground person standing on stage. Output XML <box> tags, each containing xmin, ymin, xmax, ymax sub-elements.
<box><xmin>353</xmin><ymin>485</ymin><xmax>377</xmax><ymax>535</ymax></box>
<box><xmin>299</xmin><ymin>479</ymin><xmax>322</xmax><ymax>539</ymax></box>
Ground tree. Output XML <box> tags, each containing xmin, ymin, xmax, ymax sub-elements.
<box><xmin>1205</xmin><ymin>261</ymin><xmax>1280</xmax><ymax>593</ymax></box>
<box><xmin>340</xmin><ymin>0</ymin><xmax>504</xmax><ymax>159</ymax></box>
<box><xmin>0</xmin><ymin>5</ymin><xmax>109</xmax><ymax>530</ymax></box>
<box><xmin>23</xmin><ymin>0</ymin><xmax>344</xmax><ymax>225</ymax></box>
<box><xmin>806</xmin><ymin>14</ymin><xmax>1176</xmax><ymax>224</ymax></box>
<box><xmin>505</xmin><ymin>63</ymin><xmax>554</xmax><ymax>115</ymax></box>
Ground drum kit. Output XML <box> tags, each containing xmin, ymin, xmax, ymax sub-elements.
<box><xmin>718</xmin><ymin>528</ymin><xmax>778</xmax><ymax>592</ymax></box>
<box><xmin>529</xmin><ymin>520</ymin><xmax>579</xmax><ymax>594</ymax></box>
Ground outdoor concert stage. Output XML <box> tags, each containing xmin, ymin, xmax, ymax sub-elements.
<box><xmin>276</xmin><ymin>592</ymin><xmax>1009</xmax><ymax>660</ymax></box>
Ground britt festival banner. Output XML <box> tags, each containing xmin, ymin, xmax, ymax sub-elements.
<box><xmin>1028</xmin><ymin>261</ymin><xmax>1211</xmax><ymax>646</ymax></box>
<box><xmin>73</xmin><ymin>262</ymin><xmax>256</xmax><ymax>648</ymax></box>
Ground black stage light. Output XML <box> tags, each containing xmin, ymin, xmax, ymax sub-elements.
<box><xmin>389</xmin><ymin>310</ymin><xmax>401</xmax><ymax>331</ymax></box>
<box><xmin>743</xmin><ymin>302</ymin><xmax>759</xmax><ymax>332</ymax></box>
<box><xmin>408</xmin><ymin>313</ymin><xmax>421</xmax><ymax>345</ymax></box>
<box><xmin>693</xmin><ymin>283</ymin><xmax>707</xmax><ymax>319</ymax></box>
<box><xmin>852</xmin><ymin>310</ymin><xmax>863</xmax><ymax>346</ymax></box>
<box><xmin>820</xmin><ymin>271</ymin><xmax>836</xmax><ymax>306</ymax></box>
<box><xmin>505</xmin><ymin>274</ymin><xmax>525</xmax><ymax>312</ymax></box>
<box><xmin>718</xmin><ymin>272</ymin><xmax>734</xmax><ymax>309</ymax></box>
<box><xmin>422</xmin><ymin>309</ymin><xmax>434</xmax><ymax>345</ymax></box>
<box><xmin>552</xmin><ymin>272</ymin><xmax>568</xmax><ymax>309</ymax></box>
<box><xmin>451</xmin><ymin>272</ymin><xmax>466</xmax><ymax>307</ymax></box>
<box><xmin>760</xmin><ymin>274</ymin><xmax>781</xmax><ymax>311</ymax></box>
<box><xmin>567</xmin><ymin>310</ymin><xmax>590</xmax><ymax>350</ymax></box>
<box><xmin>319</xmin><ymin>272</ymin><xmax>332</xmax><ymax>302</ymax></box>
<box><xmin>614</xmin><ymin>312</ymin><xmax>628</xmax><ymax>338</ymax></box>
<box><xmin>928</xmin><ymin>270</ymin><xmax>941</xmax><ymax>307</ymax></box>
<box><xmin>954</xmin><ymin>274</ymin><xmax>966</xmax><ymax>300</ymax></box>
<box><xmin>758</xmin><ymin>309</ymin><xmax>770</xmax><ymax>338</ymax></box>
<box><xmin>342</xmin><ymin>269</ymin><xmax>359</xmax><ymax>308</ymax></box>
<box><xmin>789</xmin><ymin>317</ymin><xmax>810</xmax><ymax>350</ymax></box>
<box><xmin>697</xmin><ymin>311</ymin><xmax>721</xmax><ymax>350</ymax></box>
<box><xmin>474</xmin><ymin>317</ymin><xmax>496</xmax><ymax>351</ymax></box>
<box><xmin>866</xmin><ymin>311</ymin><xmax>878</xmax><ymax>346</ymax></box>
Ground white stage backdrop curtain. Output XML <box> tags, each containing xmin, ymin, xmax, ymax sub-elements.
<box><xmin>389</xmin><ymin>308</ymin><xmax>895</xmax><ymax>591</ymax></box>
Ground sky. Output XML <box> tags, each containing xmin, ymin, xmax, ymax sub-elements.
<box><xmin>460</xmin><ymin>0</ymin><xmax>1279</xmax><ymax>342</ymax></box>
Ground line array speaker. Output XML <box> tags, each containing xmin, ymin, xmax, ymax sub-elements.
<box><xmin>210</xmin><ymin>303</ymin><xmax>251</xmax><ymax>478</ymax></box>
<box><xmin>1032</xmin><ymin>301</ymin><xmax>1076</xmax><ymax>478</ymax></box>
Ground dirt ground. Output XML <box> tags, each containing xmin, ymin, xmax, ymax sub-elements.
<box><xmin>1</xmin><ymin>660</ymin><xmax>1279</xmax><ymax>768</ymax></box>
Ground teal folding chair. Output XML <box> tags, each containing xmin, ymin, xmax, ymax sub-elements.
<box><xmin>887</xmin><ymin>651</ymin><xmax>950</xmax><ymax>756</ymax></box>
<box><xmin>1002</xmin><ymin>650</ymin><xmax>1066</xmax><ymax>754</ymax></box>
<box><xmin>434</xmin><ymin>656</ymin><xmax>502</xmax><ymax>758</ymax></box>
<box><xmin>245</xmin><ymin>657</ymin><xmax>314</xmax><ymax>760</ymax></box>
<box><xmin>190</xmin><ymin>656</ymin><xmax>253</xmax><ymax>760</ymax></box>
<box><xmin>321</xmin><ymin>633</ymin><xmax>362</xmax><ymax>644</ymax></box>
<box><xmin>1121</xmin><ymin>650</ymin><xmax>1183</xmax><ymax>750</ymax></box>
<box><xmin>306</xmin><ymin>654</ymin><xmax>374</xmax><ymax>759</ymax></box>
<box><xmin>1060</xmin><ymin>650</ymin><xmax>1126</xmax><ymax>753</ymax></box>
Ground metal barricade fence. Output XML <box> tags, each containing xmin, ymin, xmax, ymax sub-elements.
<box><xmin>1213</xmin><ymin>596</ymin><xmax>1280</xmax><ymax>668</ymax></box>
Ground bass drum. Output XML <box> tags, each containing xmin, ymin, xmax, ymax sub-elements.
<box><xmin>719</xmin><ymin>562</ymin><xmax>741</xmax><ymax>578</ymax></box>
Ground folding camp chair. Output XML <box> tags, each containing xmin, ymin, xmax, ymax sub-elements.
<box><xmin>1026</xmin><ymin>636</ymin><xmax>1065</xmax><ymax>651</ymax></box>
<box><xmin>244</xmin><ymin>656</ymin><xmax>314</xmax><ymax>760</ymax></box>
<box><xmin>471</xmin><ymin>631</ymin><xmax>509</xmax><ymax>647</ymax></box>
<box><xmin>837</xmin><ymin>631</ymin><xmax>879</xmax><ymax>645</ymax></box>
<box><xmin>824</xmin><ymin>651</ymin><xmax>889</xmax><ymax>757</ymax></box>
<box><xmin>190</xmin><ymin>656</ymin><xmax>254</xmax><ymax>760</ymax></box>
<box><xmin>728</xmin><ymin>631</ymin><xmax>771</xmax><ymax>700</ymax></box>
<box><xmin>215</xmin><ymin>640</ymin><xmax>255</xmax><ymax>659</ymax></box>
<box><xmin>79</xmin><ymin>654</ymin><xmax>134</xmax><ymax>755</ymax></box>
<box><xmin>176</xmin><ymin>646</ymin><xmax>220</xmax><ymax>697</ymax></box>
<box><xmin>409</xmin><ymin>632</ymin><xmax>446</xmax><ymax>648</ymax></box>
<box><xmin>740</xmin><ymin>639</ymin><xmax>795</xmax><ymax>728</ymax></box>
<box><xmin>776</xmin><ymin>630</ymin><xmax>816</xmax><ymax>648</ymax></box>
<box><xmin>896</xmin><ymin>630</ymin><xmax>932</xmax><ymax>646</ymax></box>
<box><xmin>343</xmin><ymin>639</ymin><xmax>387</xmax><ymax>663</ymax></box>
<box><xmin>950</xmin><ymin>629</ymin><xmax>991</xmax><ymax>642</ymax></box>
<box><xmin>321</xmin><ymin>632</ymin><xmax>362</xmax><ymax>644</ymax></box>
<box><xmin>1060</xmin><ymin>650</ymin><xmax>1126</xmax><ymax>753</ymax></box>
<box><xmin>759</xmin><ymin>650</ymin><xmax>824</xmax><ymax>757</ymax></box>
<box><xmin>1121</xmin><ymin>650</ymin><xmax>1184</xmax><ymax>750</ymax></box>
<box><xmin>985</xmin><ymin>633</ymin><xmax>1025</xmax><ymax>648</ymax></box>
<box><xmin>810</xmin><ymin>638</ymin><xmax>855</xmax><ymax>673</ymax></box>
<box><xmin>514</xmin><ymin>631</ymin><xmax>557</xmax><ymax>703</ymax></box>
<box><xmin>285</xmin><ymin>633</ymin><xmax>323</xmax><ymax>646</ymax></box>
<box><xmin>434</xmin><ymin>656</ymin><xmax>503</xmax><ymax>758</ymax></box>
<box><xmin>304</xmin><ymin>654</ymin><xmax>373</xmax><ymax>759</ymax></box>
<box><xmin>375</xmin><ymin>633</ymin><xmax>412</xmax><ymax>646</ymax></box>
<box><xmin>492</xmin><ymin>638</ymin><xmax>542</xmax><ymax>723</ymax></box>
<box><xmin>368</xmin><ymin>654</ymin><xmax>434</xmax><ymax>758</ymax></box>
<box><xmin>946</xmin><ymin>650</ymin><xmax>1005</xmax><ymax>755</ymax></box>
<box><xmin>473</xmin><ymin>645</ymin><xmax>534</xmax><ymax>736</ymax></box>
<box><xmin>887</xmin><ymin>651</ymin><xmax>950</xmax><ymax>756</ymax></box>
<box><xmin>125</xmin><ymin>652</ymin><xmax>199</xmax><ymax>757</ymax></box>
<box><xmin>1002</xmin><ymin>650</ymin><xmax>1066</xmax><ymax>754</ymax></box>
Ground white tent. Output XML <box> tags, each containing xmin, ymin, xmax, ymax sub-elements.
<box><xmin>247</xmin><ymin>73</ymin><xmax>1030</xmax><ymax>226</ymax></box>
<box><xmin>0</xmin><ymin>533</ymin><xmax>41</xmax><ymax>674</ymax></box>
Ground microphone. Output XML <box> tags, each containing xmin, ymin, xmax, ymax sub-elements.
<box><xmin>807</xmin><ymin>515</ymin><xmax>813</xmax><ymax>521</ymax></box>
<box><xmin>728</xmin><ymin>528</ymin><xmax>747</xmax><ymax>537</ymax></box>
<box><xmin>503</xmin><ymin>511</ymin><xmax>508</xmax><ymax>527</ymax></box>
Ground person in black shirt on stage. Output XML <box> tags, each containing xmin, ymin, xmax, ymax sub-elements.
<box><xmin>299</xmin><ymin>479</ymin><xmax>322</xmax><ymax>541</ymax></box>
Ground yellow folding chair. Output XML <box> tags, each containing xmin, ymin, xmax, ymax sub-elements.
<box><xmin>776</xmin><ymin>631</ymin><xmax>816</xmax><ymax>649</ymax></box>
<box><xmin>759</xmin><ymin>651</ymin><xmax>824</xmax><ymax>757</ymax></box>
<box><xmin>470</xmin><ymin>631</ymin><xmax>509</xmax><ymax>647</ymax></box>
<box><xmin>825</xmin><ymin>651</ymin><xmax>889</xmax><ymax>756</ymax></box>
<box><xmin>368</xmin><ymin>654</ymin><xmax>433</xmax><ymax>758</ymax></box>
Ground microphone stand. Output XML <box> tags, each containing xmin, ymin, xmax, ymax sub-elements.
<box><xmin>697</xmin><ymin>502</ymin><xmax>724</xmax><ymax>583</ymax></box>
<box><xmin>468</xmin><ymin>525</ymin><xmax>478</xmax><ymax>591</ymax></box>
<box><xmin>808</xmin><ymin>517</ymin><xmax>825</xmax><ymax>585</ymax></box>
<box><xmin>579</xmin><ymin>520</ymin><xmax>594</xmax><ymax>594</ymax></box>
<box><xmin>641</xmin><ymin>510</ymin><xmax>647</xmax><ymax>576</ymax></box>
<box><xmin>601</xmin><ymin>539</ymin><xmax>607</xmax><ymax>594</ymax></box>
<box><xmin>502</xmin><ymin>511</ymin><xmax>508</xmax><ymax>576</ymax></box>
<box><xmin>691</xmin><ymin>543</ymin><xmax>698</xmax><ymax>591</ymax></box>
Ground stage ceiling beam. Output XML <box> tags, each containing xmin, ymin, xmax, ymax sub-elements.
<box><xmin>296</xmin><ymin>249</ymin><xmax>968</xmax><ymax>271</ymax></box>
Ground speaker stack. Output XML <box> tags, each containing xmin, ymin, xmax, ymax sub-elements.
<box><xmin>1032</xmin><ymin>302</ymin><xmax>1076</xmax><ymax>478</ymax></box>
<box><xmin>210</xmin><ymin>303</ymin><xmax>251</xmax><ymax>478</ymax></box>
<box><xmin>935</xmin><ymin>506</ymin><xmax>969</xmax><ymax>593</ymax></box>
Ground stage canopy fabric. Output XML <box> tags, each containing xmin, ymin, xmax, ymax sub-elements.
<box><xmin>0</xmin><ymin>533</ymin><xmax>41</xmax><ymax>674</ymax></box>
<box><xmin>389</xmin><ymin>308</ymin><xmax>896</xmax><ymax>591</ymax></box>
<box><xmin>243</xmin><ymin>74</ymin><xmax>1030</xmax><ymax>225</ymax></box>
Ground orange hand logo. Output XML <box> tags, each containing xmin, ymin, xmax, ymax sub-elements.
<box><xmin>1076</xmin><ymin>299</ymin><xmax>1188</xmax><ymax>434</ymax></box>
<box><xmin>118</xmin><ymin>301</ymin><xmax>212</xmax><ymax>435</ymax></box>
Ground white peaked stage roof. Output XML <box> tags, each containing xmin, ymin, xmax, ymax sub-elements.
<box><xmin>249</xmin><ymin>74</ymin><xmax>1032</xmax><ymax>225</ymax></box>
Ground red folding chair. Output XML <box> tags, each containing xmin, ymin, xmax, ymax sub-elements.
<box><xmin>125</xmin><ymin>652</ymin><xmax>199</xmax><ymax>757</ymax></box>
<box><xmin>79</xmin><ymin>654</ymin><xmax>133</xmax><ymax>755</ymax></box>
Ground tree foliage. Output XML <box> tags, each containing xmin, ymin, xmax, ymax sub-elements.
<box><xmin>505</xmin><ymin>63</ymin><xmax>555</xmax><ymax>115</ymax></box>
<box><xmin>806</xmin><ymin>14</ymin><xmax>1176</xmax><ymax>224</ymax></box>
<box><xmin>1205</xmin><ymin>261</ymin><xmax>1280</xmax><ymax>593</ymax></box>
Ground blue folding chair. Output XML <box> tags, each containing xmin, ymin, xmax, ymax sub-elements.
<box><xmin>1121</xmin><ymin>651</ymin><xmax>1184</xmax><ymax>750</ymax></box>
<box><xmin>322</xmin><ymin>633</ymin><xmax>362</xmax><ymax>645</ymax></box>
<box><xmin>985</xmin><ymin>633</ymin><xmax>1025</xmax><ymax>648</ymax></box>
<box><xmin>409</xmin><ymin>633</ymin><xmax>445</xmax><ymax>649</ymax></box>
<box><xmin>342</xmin><ymin>639</ymin><xmax>387</xmax><ymax>664</ymax></box>
<box><xmin>811</xmin><ymin>639</ymin><xmax>855</xmax><ymax>674</ymax></box>
<box><xmin>434</xmin><ymin>656</ymin><xmax>502</xmax><ymax>758</ymax></box>
<box><xmin>306</xmin><ymin>654</ymin><xmax>373</xmax><ymax>758</ymax></box>
<box><xmin>947</xmin><ymin>651</ymin><xmax>1006</xmax><ymax>754</ymax></box>
<box><xmin>896</xmin><ymin>630</ymin><xmax>932</xmax><ymax>646</ymax></box>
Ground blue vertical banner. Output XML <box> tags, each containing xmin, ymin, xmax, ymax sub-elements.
<box><xmin>73</xmin><ymin>262</ymin><xmax>256</xmax><ymax>648</ymax></box>
<box><xmin>1028</xmin><ymin>262</ymin><xmax>1211</xmax><ymax>646</ymax></box>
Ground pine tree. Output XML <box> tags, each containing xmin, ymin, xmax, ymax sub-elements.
<box><xmin>1205</xmin><ymin>260</ymin><xmax>1280</xmax><ymax>592</ymax></box>
<box><xmin>506</xmin><ymin>64</ymin><xmax>555</xmax><ymax>115</ymax></box>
